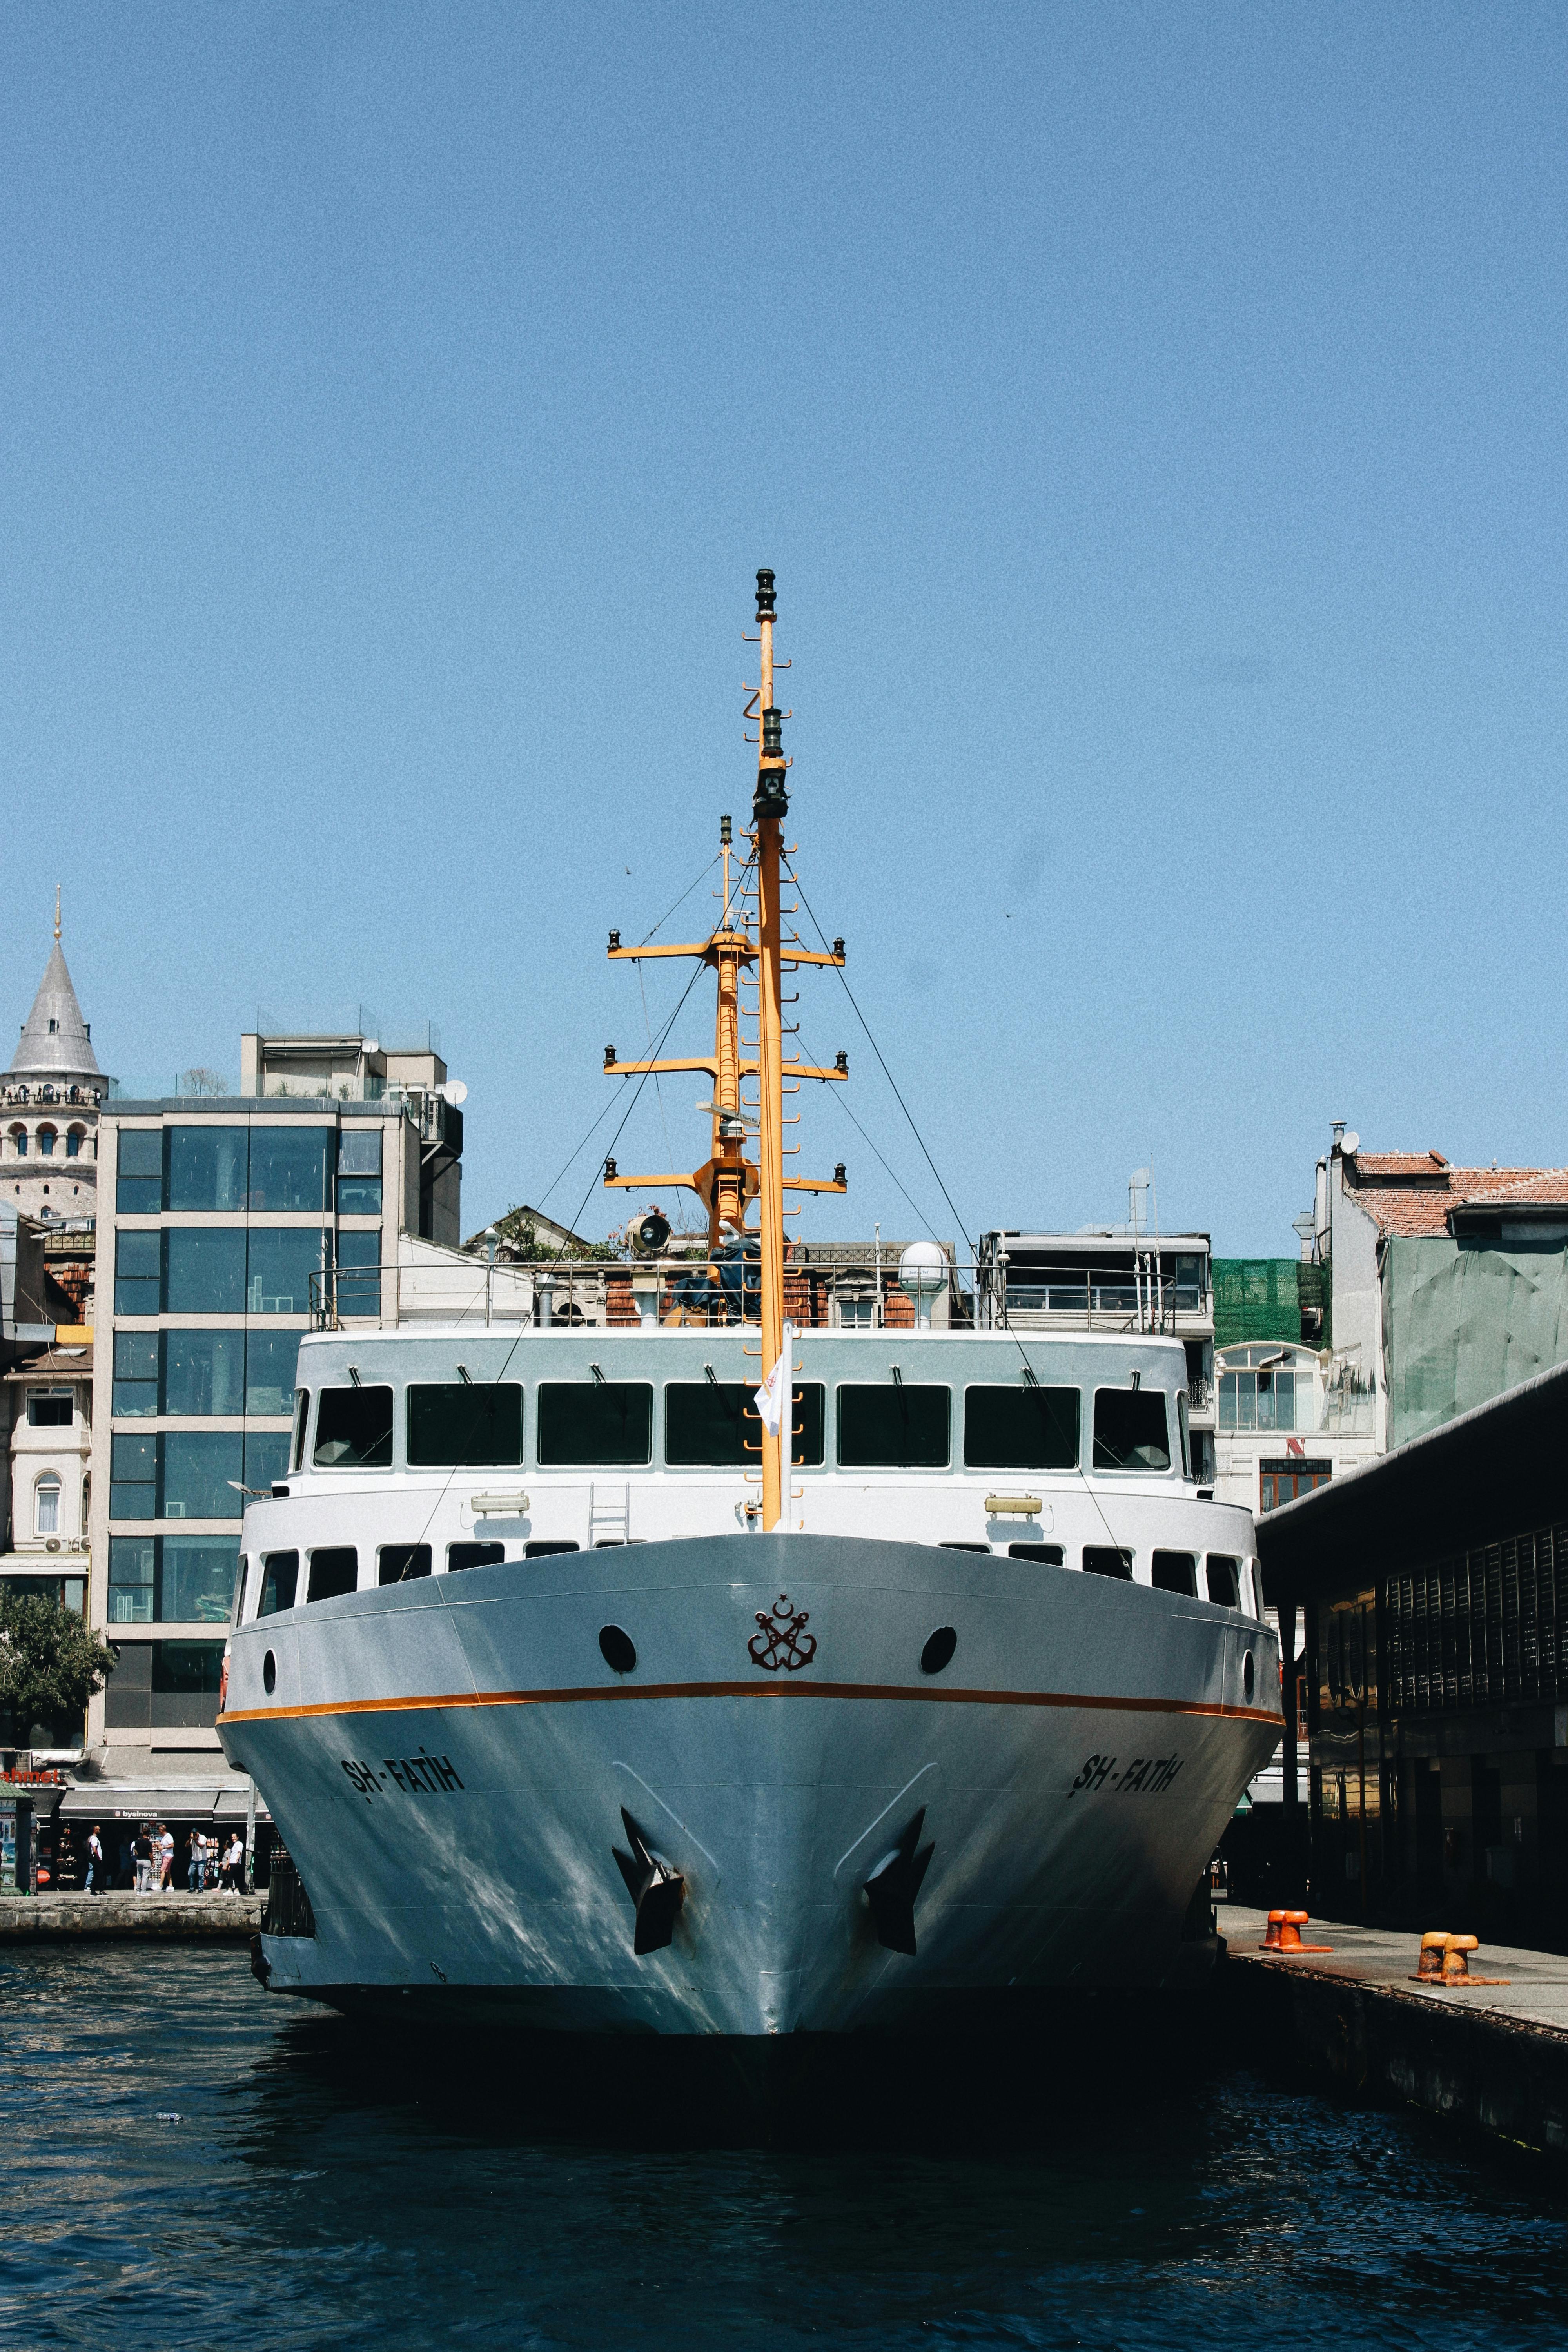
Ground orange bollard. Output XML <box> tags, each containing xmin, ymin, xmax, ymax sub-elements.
<box><xmin>1274</xmin><ymin>1907</ymin><xmax>1334</xmax><ymax>1955</ymax></box>
<box><xmin>1262</xmin><ymin>1911</ymin><xmax>1284</xmax><ymax>1949</ymax></box>
<box><xmin>1415</xmin><ymin>1931</ymin><xmax>1448</xmax><ymax>1981</ymax></box>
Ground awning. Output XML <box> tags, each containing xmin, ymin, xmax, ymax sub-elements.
<box><xmin>58</xmin><ymin>1782</ymin><xmax>271</xmax><ymax>1824</ymax></box>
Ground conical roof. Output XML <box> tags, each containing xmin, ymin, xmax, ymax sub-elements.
<box><xmin>6</xmin><ymin>937</ymin><xmax>102</xmax><ymax>1081</ymax></box>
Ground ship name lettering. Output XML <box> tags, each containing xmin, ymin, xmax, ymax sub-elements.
<box><xmin>1069</xmin><ymin>1752</ymin><xmax>1183</xmax><ymax>1797</ymax></box>
<box><xmin>339</xmin><ymin>1753</ymin><xmax>464</xmax><ymax>1798</ymax></box>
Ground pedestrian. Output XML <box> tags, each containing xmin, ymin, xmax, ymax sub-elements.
<box><xmin>158</xmin><ymin>1824</ymin><xmax>174</xmax><ymax>1891</ymax></box>
<box><xmin>195</xmin><ymin>1831</ymin><xmax>209</xmax><ymax>1892</ymax></box>
<box><xmin>185</xmin><ymin>1831</ymin><xmax>200</xmax><ymax>1893</ymax></box>
<box><xmin>86</xmin><ymin>1826</ymin><xmax>104</xmax><ymax>1895</ymax></box>
<box><xmin>133</xmin><ymin>1828</ymin><xmax>153</xmax><ymax>1894</ymax></box>
<box><xmin>227</xmin><ymin>1832</ymin><xmax>246</xmax><ymax>1891</ymax></box>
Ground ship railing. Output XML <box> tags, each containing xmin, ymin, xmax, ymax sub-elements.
<box><xmin>983</xmin><ymin>1267</ymin><xmax>1203</xmax><ymax>1336</ymax></box>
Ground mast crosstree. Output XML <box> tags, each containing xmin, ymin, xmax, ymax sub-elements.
<box><xmin>601</xmin><ymin>570</ymin><xmax>848</xmax><ymax>1528</ymax></box>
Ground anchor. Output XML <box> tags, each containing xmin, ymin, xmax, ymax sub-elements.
<box><xmin>612</xmin><ymin>1807</ymin><xmax>686</xmax><ymax>1955</ymax></box>
<box><xmin>862</xmin><ymin>1806</ymin><xmax>934</xmax><ymax>1956</ymax></box>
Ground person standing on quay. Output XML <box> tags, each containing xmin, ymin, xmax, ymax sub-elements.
<box><xmin>133</xmin><ymin>1829</ymin><xmax>153</xmax><ymax>1893</ymax></box>
<box><xmin>86</xmin><ymin>1826</ymin><xmax>103</xmax><ymax>1895</ymax></box>
<box><xmin>159</xmin><ymin>1825</ymin><xmax>174</xmax><ymax>1891</ymax></box>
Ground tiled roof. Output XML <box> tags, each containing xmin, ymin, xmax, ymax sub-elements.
<box><xmin>1343</xmin><ymin>1156</ymin><xmax>1568</xmax><ymax>1238</ymax></box>
<box><xmin>4</xmin><ymin>1347</ymin><xmax>93</xmax><ymax>1379</ymax></box>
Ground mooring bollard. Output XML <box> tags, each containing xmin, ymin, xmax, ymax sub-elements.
<box><xmin>1415</xmin><ymin>1930</ymin><xmax>1448</xmax><ymax>1981</ymax></box>
<box><xmin>1273</xmin><ymin>1908</ymin><xmax>1334</xmax><ymax>1955</ymax></box>
<box><xmin>1410</xmin><ymin>1931</ymin><xmax>1511</xmax><ymax>1988</ymax></box>
<box><xmin>1262</xmin><ymin>1911</ymin><xmax>1284</xmax><ymax>1949</ymax></box>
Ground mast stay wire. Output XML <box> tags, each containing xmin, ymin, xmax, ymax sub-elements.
<box><xmin>783</xmin><ymin>853</ymin><xmax>975</xmax><ymax>1255</ymax></box>
<box><xmin>782</xmin><ymin>862</ymin><xmax>1140</xmax><ymax>1562</ymax></box>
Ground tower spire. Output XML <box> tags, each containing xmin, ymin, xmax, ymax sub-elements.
<box><xmin>54</xmin><ymin>883</ymin><xmax>61</xmax><ymax>942</ymax></box>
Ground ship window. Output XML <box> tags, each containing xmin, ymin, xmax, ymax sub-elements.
<box><xmin>307</xmin><ymin>1547</ymin><xmax>358</xmax><ymax>1602</ymax></box>
<box><xmin>313</xmin><ymin>1385</ymin><xmax>394</xmax><ymax>1469</ymax></box>
<box><xmin>258</xmin><ymin>1551</ymin><xmax>299</xmax><ymax>1616</ymax></box>
<box><xmin>665</xmin><ymin>1381</ymin><xmax>755</xmax><ymax>1466</ymax></box>
<box><xmin>290</xmin><ymin>1389</ymin><xmax>311</xmax><ymax>1473</ymax></box>
<box><xmin>836</xmin><ymin>1383</ymin><xmax>950</xmax><ymax>1468</ymax></box>
<box><xmin>524</xmin><ymin>1539</ymin><xmax>581</xmax><ymax>1557</ymax></box>
<box><xmin>1083</xmin><ymin>1547</ymin><xmax>1134</xmax><ymax>1580</ymax></box>
<box><xmin>407</xmin><ymin>1383</ymin><xmax>524</xmax><ymax>1467</ymax></box>
<box><xmin>962</xmin><ymin>1385</ymin><xmax>1078</xmax><ymax>1470</ymax></box>
<box><xmin>1205</xmin><ymin>1554</ymin><xmax>1240</xmax><ymax>1607</ymax></box>
<box><xmin>1007</xmin><ymin>1543</ymin><xmax>1064</xmax><ymax>1565</ymax></box>
<box><xmin>1152</xmin><ymin>1550</ymin><xmax>1197</xmax><ymax>1596</ymax></box>
<box><xmin>1092</xmin><ymin>1388</ymin><xmax>1171</xmax><ymax>1472</ymax></box>
<box><xmin>536</xmin><ymin>1382</ymin><xmax>652</xmax><ymax>1466</ymax></box>
<box><xmin>378</xmin><ymin>1544</ymin><xmax>431</xmax><ymax>1584</ymax></box>
<box><xmin>448</xmin><ymin>1542</ymin><xmax>503</xmax><ymax>1572</ymax></box>
<box><xmin>233</xmin><ymin>1556</ymin><xmax>249</xmax><ymax>1625</ymax></box>
<box><xmin>939</xmin><ymin>1541</ymin><xmax>991</xmax><ymax>1552</ymax></box>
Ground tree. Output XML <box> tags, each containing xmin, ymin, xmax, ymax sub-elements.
<box><xmin>0</xmin><ymin>1590</ymin><xmax>117</xmax><ymax>1743</ymax></box>
<box><xmin>179</xmin><ymin>1067</ymin><xmax>230</xmax><ymax>1098</ymax></box>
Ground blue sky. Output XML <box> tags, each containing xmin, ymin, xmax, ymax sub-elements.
<box><xmin>3</xmin><ymin>6</ymin><xmax>1564</xmax><ymax>1255</ymax></box>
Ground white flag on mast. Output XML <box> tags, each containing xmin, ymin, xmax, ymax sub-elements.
<box><xmin>753</xmin><ymin>1321</ymin><xmax>795</xmax><ymax>1437</ymax></box>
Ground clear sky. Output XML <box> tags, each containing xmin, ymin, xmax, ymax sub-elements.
<box><xmin>3</xmin><ymin>7</ymin><xmax>1564</xmax><ymax>1257</ymax></box>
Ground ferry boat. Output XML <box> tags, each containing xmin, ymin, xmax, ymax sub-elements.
<box><xmin>219</xmin><ymin>573</ymin><xmax>1281</xmax><ymax>2036</ymax></box>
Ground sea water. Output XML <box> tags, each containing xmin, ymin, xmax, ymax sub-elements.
<box><xmin>2</xmin><ymin>1943</ymin><xmax>1566</xmax><ymax>2351</ymax></box>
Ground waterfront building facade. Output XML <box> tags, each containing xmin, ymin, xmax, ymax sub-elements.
<box><xmin>85</xmin><ymin>1084</ymin><xmax>465</xmax><ymax>1807</ymax></box>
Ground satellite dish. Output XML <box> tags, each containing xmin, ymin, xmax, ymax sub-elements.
<box><xmin>1341</xmin><ymin>1130</ymin><xmax>1359</xmax><ymax>1156</ymax></box>
<box><xmin>442</xmin><ymin>1081</ymin><xmax>468</xmax><ymax>1107</ymax></box>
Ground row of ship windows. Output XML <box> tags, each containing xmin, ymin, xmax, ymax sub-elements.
<box><xmin>291</xmin><ymin>1378</ymin><xmax>1187</xmax><ymax>1476</ymax></box>
<box><xmin>243</xmin><ymin>1543</ymin><xmax>1251</xmax><ymax>1618</ymax></box>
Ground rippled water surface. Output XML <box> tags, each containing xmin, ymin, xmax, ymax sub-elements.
<box><xmin>4</xmin><ymin>1944</ymin><xmax>1568</xmax><ymax>2350</ymax></box>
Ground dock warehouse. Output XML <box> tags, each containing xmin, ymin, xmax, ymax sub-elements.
<box><xmin>1256</xmin><ymin>1357</ymin><xmax>1568</xmax><ymax>1949</ymax></box>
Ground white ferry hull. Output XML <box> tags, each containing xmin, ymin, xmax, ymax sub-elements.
<box><xmin>220</xmin><ymin>1533</ymin><xmax>1280</xmax><ymax>2035</ymax></box>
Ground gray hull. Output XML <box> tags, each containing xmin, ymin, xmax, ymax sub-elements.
<box><xmin>220</xmin><ymin>1533</ymin><xmax>1280</xmax><ymax>2034</ymax></box>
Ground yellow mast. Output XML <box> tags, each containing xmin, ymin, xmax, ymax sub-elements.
<box><xmin>601</xmin><ymin>570</ymin><xmax>849</xmax><ymax>1523</ymax></box>
<box><xmin>752</xmin><ymin>570</ymin><xmax>789</xmax><ymax>1528</ymax></box>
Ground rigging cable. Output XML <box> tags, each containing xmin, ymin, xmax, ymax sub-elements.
<box><xmin>784</xmin><ymin>854</ymin><xmax>975</xmax><ymax>1254</ymax></box>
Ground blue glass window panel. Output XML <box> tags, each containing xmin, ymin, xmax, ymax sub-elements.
<box><xmin>335</xmin><ymin>1227</ymin><xmax>381</xmax><ymax>1318</ymax></box>
<box><xmin>115</xmin><ymin>1129</ymin><xmax>163</xmax><ymax>1212</ymax></box>
<box><xmin>110</xmin><ymin>1432</ymin><xmax>158</xmax><ymax>1519</ymax></box>
<box><xmin>113</xmin><ymin>1228</ymin><xmax>162</xmax><ymax>1316</ymax></box>
<box><xmin>245</xmin><ymin>1329</ymin><xmax>301</xmax><ymax>1415</ymax></box>
<box><xmin>112</xmin><ymin>1330</ymin><xmax>159</xmax><ymax>1418</ymax></box>
<box><xmin>159</xmin><ymin>1538</ymin><xmax>240</xmax><ymax>1625</ymax></box>
<box><xmin>160</xmin><ymin>1430</ymin><xmax>245</xmax><ymax>1520</ymax></box>
<box><xmin>65</xmin><ymin>1130</ymin><xmax>80</xmax><ymax>1158</ymax></box>
<box><xmin>162</xmin><ymin>1329</ymin><xmax>247</xmax><ymax>1416</ymax></box>
<box><xmin>336</xmin><ymin>1177</ymin><xmax>383</xmax><ymax>1215</ymax></box>
<box><xmin>166</xmin><ymin>1125</ymin><xmax>249</xmax><ymax>1212</ymax></box>
<box><xmin>246</xmin><ymin>1227</ymin><xmax>326</xmax><ymax>1314</ymax></box>
<box><xmin>164</xmin><ymin>1227</ymin><xmax>247</xmax><ymax>1315</ymax></box>
<box><xmin>108</xmin><ymin>1536</ymin><xmax>155</xmax><ymax>1625</ymax></box>
<box><xmin>337</xmin><ymin>1126</ymin><xmax>383</xmax><ymax>1177</ymax></box>
<box><xmin>244</xmin><ymin>1429</ymin><xmax>291</xmax><ymax>1494</ymax></box>
<box><xmin>247</xmin><ymin>1127</ymin><xmax>335</xmax><ymax>1212</ymax></box>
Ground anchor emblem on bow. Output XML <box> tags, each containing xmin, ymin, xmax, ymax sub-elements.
<box><xmin>749</xmin><ymin>1593</ymin><xmax>817</xmax><ymax>1673</ymax></box>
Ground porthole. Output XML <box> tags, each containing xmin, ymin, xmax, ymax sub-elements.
<box><xmin>1242</xmin><ymin>1650</ymin><xmax>1255</xmax><ymax>1702</ymax></box>
<box><xmin>599</xmin><ymin>1624</ymin><xmax>637</xmax><ymax>1675</ymax></box>
<box><xmin>263</xmin><ymin>1650</ymin><xmax>276</xmax><ymax>1695</ymax></box>
<box><xmin>920</xmin><ymin>1626</ymin><xmax>957</xmax><ymax>1676</ymax></box>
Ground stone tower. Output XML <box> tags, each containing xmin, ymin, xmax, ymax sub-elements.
<box><xmin>2</xmin><ymin>896</ymin><xmax>111</xmax><ymax>1227</ymax></box>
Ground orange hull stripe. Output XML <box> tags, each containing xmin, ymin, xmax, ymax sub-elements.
<box><xmin>221</xmin><ymin>1680</ymin><xmax>1282</xmax><ymax>1728</ymax></box>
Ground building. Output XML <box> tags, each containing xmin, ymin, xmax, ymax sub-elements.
<box><xmin>1211</xmin><ymin>1252</ymin><xmax>1378</xmax><ymax>1521</ymax></box>
<box><xmin>0</xmin><ymin>1345</ymin><xmax>93</xmax><ymax>1757</ymax></box>
<box><xmin>1257</xmin><ymin>1360</ymin><xmax>1568</xmax><ymax>1947</ymax></box>
<box><xmin>84</xmin><ymin>1072</ymin><xmax>467</xmax><ymax>1820</ymax></box>
<box><xmin>2</xmin><ymin>908</ymin><xmax>109</xmax><ymax>1227</ymax></box>
<box><xmin>241</xmin><ymin>1019</ymin><xmax>462</xmax><ymax>1245</ymax></box>
<box><xmin>975</xmin><ymin>1228</ymin><xmax>1215</xmax><ymax>1481</ymax></box>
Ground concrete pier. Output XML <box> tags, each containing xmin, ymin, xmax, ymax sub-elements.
<box><xmin>1221</xmin><ymin>1900</ymin><xmax>1568</xmax><ymax>2157</ymax></box>
<box><xmin>0</xmin><ymin>1892</ymin><xmax>262</xmax><ymax>1941</ymax></box>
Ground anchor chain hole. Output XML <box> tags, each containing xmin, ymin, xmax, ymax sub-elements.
<box><xmin>599</xmin><ymin>1625</ymin><xmax>637</xmax><ymax>1675</ymax></box>
<box><xmin>920</xmin><ymin>1626</ymin><xmax>957</xmax><ymax>1676</ymax></box>
<box><xmin>263</xmin><ymin>1650</ymin><xmax>276</xmax><ymax>1695</ymax></box>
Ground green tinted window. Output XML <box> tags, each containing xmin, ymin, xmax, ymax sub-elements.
<box><xmin>116</xmin><ymin>1128</ymin><xmax>164</xmax><ymax>1213</ymax></box>
<box><xmin>247</xmin><ymin>1227</ymin><xmax>324</xmax><ymax>1314</ymax></box>
<box><xmin>166</xmin><ymin>1126</ymin><xmax>249</xmax><ymax>1212</ymax></box>
<box><xmin>245</xmin><ymin>1329</ymin><xmax>301</xmax><ymax>1415</ymax></box>
<box><xmin>113</xmin><ymin>1330</ymin><xmax>159</xmax><ymax>1418</ymax></box>
<box><xmin>163</xmin><ymin>1329</ymin><xmax>246</xmax><ymax>1416</ymax></box>
<box><xmin>248</xmin><ymin>1126</ymin><xmax>335</xmax><ymax>1212</ymax></box>
<box><xmin>837</xmin><ymin>1384</ymin><xmax>950</xmax><ymax>1468</ymax></box>
<box><xmin>113</xmin><ymin>1228</ymin><xmax>162</xmax><ymax>1316</ymax></box>
<box><xmin>108</xmin><ymin>1536</ymin><xmax>155</xmax><ymax>1624</ymax></box>
<box><xmin>962</xmin><ymin>1385</ymin><xmax>1078</xmax><ymax>1470</ymax></box>
<box><xmin>537</xmin><ymin>1383</ymin><xmax>652</xmax><ymax>1466</ymax></box>
<box><xmin>110</xmin><ymin>1432</ymin><xmax>158</xmax><ymax>1519</ymax></box>
<box><xmin>164</xmin><ymin>1228</ymin><xmax>246</xmax><ymax>1315</ymax></box>
<box><xmin>407</xmin><ymin>1383</ymin><xmax>524</xmax><ymax>1466</ymax></box>
<box><xmin>161</xmin><ymin>1430</ymin><xmax>245</xmax><ymax>1519</ymax></box>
